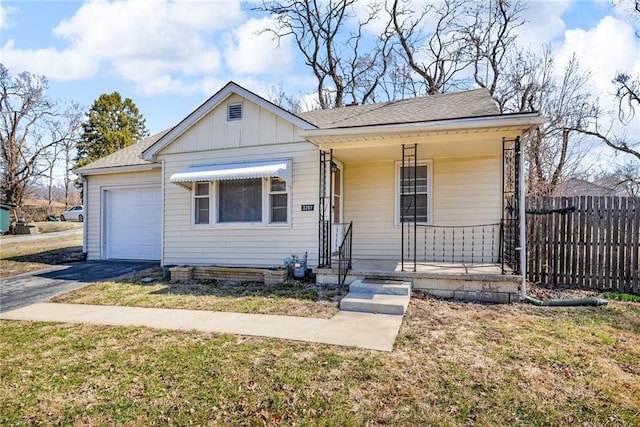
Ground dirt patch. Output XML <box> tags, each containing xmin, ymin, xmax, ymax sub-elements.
<box><xmin>32</xmin><ymin>221</ymin><xmax>83</xmax><ymax>233</ymax></box>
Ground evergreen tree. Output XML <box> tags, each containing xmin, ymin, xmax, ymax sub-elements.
<box><xmin>75</xmin><ymin>92</ymin><xmax>148</xmax><ymax>168</ymax></box>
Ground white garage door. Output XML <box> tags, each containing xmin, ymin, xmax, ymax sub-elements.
<box><xmin>106</xmin><ymin>187</ymin><xmax>161</xmax><ymax>260</ymax></box>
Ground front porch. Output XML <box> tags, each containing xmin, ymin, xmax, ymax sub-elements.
<box><xmin>311</xmin><ymin>119</ymin><xmax>529</xmax><ymax>305</ymax></box>
<box><xmin>315</xmin><ymin>259</ymin><xmax>522</xmax><ymax>304</ymax></box>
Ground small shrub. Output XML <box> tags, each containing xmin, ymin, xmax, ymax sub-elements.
<box><xmin>602</xmin><ymin>292</ymin><xmax>640</xmax><ymax>303</ymax></box>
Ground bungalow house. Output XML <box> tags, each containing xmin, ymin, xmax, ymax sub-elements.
<box><xmin>75</xmin><ymin>82</ymin><xmax>545</xmax><ymax>303</ymax></box>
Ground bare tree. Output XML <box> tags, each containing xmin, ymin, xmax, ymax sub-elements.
<box><xmin>389</xmin><ymin>0</ymin><xmax>470</xmax><ymax>95</ymax></box>
<box><xmin>264</xmin><ymin>83</ymin><xmax>303</xmax><ymax>113</ymax></box>
<box><xmin>497</xmin><ymin>50</ymin><xmax>597</xmax><ymax>195</ymax></box>
<box><xmin>0</xmin><ymin>65</ymin><xmax>82</xmax><ymax>208</ymax></box>
<box><xmin>254</xmin><ymin>0</ymin><xmax>389</xmax><ymax>108</ymax></box>
<box><xmin>41</xmin><ymin>136</ymin><xmax>61</xmax><ymax>213</ymax></box>
<box><xmin>613</xmin><ymin>73</ymin><xmax>640</xmax><ymax>124</ymax></box>
<box><xmin>613</xmin><ymin>161</ymin><xmax>640</xmax><ymax>196</ymax></box>
<box><xmin>560</xmin><ymin>74</ymin><xmax>640</xmax><ymax>165</ymax></box>
<box><xmin>377</xmin><ymin>53</ymin><xmax>424</xmax><ymax>100</ymax></box>
<box><xmin>1</xmin><ymin>65</ymin><xmax>56</xmax><ymax>207</ymax></box>
<box><xmin>613</xmin><ymin>0</ymin><xmax>640</xmax><ymax>37</ymax></box>
<box><xmin>51</xmin><ymin>103</ymin><xmax>83</xmax><ymax>208</ymax></box>
<box><xmin>461</xmin><ymin>0</ymin><xmax>526</xmax><ymax>97</ymax></box>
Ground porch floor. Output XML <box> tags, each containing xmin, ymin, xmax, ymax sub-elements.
<box><xmin>315</xmin><ymin>259</ymin><xmax>522</xmax><ymax>303</ymax></box>
<box><xmin>350</xmin><ymin>259</ymin><xmax>507</xmax><ymax>276</ymax></box>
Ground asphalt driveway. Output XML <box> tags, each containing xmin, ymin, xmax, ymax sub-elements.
<box><xmin>0</xmin><ymin>260</ymin><xmax>157</xmax><ymax>314</ymax></box>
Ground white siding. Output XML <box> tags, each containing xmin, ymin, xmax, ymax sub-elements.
<box><xmin>343</xmin><ymin>155</ymin><xmax>501</xmax><ymax>260</ymax></box>
<box><xmin>163</xmin><ymin>94</ymin><xmax>302</xmax><ymax>155</ymax></box>
<box><xmin>432</xmin><ymin>156</ymin><xmax>501</xmax><ymax>225</ymax></box>
<box><xmin>105</xmin><ymin>187</ymin><xmax>161</xmax><ymax>260</ymax></box>
<box><xmin>159</xmin><ymin>142</ymin><xmax>320</xmax><ymax>267</ymax></box>
<box><xmin>84</xmin><ymin>169</ymin><xmax>161</xmax><ymax>260</ymax></box>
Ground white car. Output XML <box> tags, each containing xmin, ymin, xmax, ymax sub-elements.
<box><xmin>60</xmin><ymin>205</ymin><xmax>84</xmax><ymax>222</ymax></box>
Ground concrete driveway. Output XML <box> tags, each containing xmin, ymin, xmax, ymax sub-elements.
<box><xmin>0</xmin><ymin>260</ymin><xmax>158</xmax><ymax>313</ymax></box>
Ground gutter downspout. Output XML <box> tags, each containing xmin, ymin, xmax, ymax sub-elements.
<box><xmin>160</xmin><ymin>159</ymin><xmax>165</xmax><ymax>268</ymax></box>
<box><xmin>518</xmin><ymin>133</ymin><xmax>607</xmax><ymax>307</ymax></box>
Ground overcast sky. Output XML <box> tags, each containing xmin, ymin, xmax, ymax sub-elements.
<box><xmin>1</xmin><ymin>0</ymin><xmax>639</xmax><ymax>178</ymax></box>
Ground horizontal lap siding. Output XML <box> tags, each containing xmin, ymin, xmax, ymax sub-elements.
<box><xmin>161</xmin><ymin>142</ymin><xmax>319</xmax><ymax>267</ymax></box>
<box><xmin>344</xmin><ymin>161</ymin><xmax>396</xmax><ymax>259</ymax></box>
<box><xmin>344</xmin><ymin>156</ymin><xmax>501</xmax><ymax>260</ymax></box>
<box><xmin>433</xmin><ymin>157</ymin><xmax>501</xmax><ymax>225</ymax></box>
<box><xmin>85</xmin><ymin>169</ymin><xmax>161</xmax><ymax>260</ymax></box>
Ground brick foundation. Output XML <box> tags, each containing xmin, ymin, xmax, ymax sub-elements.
<box><xmin>170</xmin><ymin>266</ymin><xmax>288</xmax><ymax>284</ymax></box>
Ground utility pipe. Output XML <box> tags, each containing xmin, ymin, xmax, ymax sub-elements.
<box><xmin>517</xmin><ymin>137</ymin><xmax>607</xmax><ymax>307</ymax></box>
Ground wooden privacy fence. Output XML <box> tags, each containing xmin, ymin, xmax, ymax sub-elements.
<box><xmin>526</xmin><ymin>196</ymin><xmax>639</xmax><ymax>294</ymax></box>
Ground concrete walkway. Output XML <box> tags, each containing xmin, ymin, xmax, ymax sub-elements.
<box><xmin>0</xmin><ymin>303</ymin><xmax>404</xmax><ymax>351</ymax></box>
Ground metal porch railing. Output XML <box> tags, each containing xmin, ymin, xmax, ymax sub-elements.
<box><xmin>402</xmin><ymin>223</ymin><xmax>502</xmax><ymax>265</ymax></box>
<box><xmin>337</xmin><ymin>221</ymin><xmax>353</xmax><ymax>293</ymax></box>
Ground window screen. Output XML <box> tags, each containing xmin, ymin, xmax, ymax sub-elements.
<box><xmin>194</xmin><ymin>183</ymin><xmax>210</xmax><ymax>224</ymax></box>
<box><xmin>218</xmin><ymin>179</ymin><xmax>262</xmax><ymax>222</ymax></box>
<box><xmin>400</xmin><ymin>165</ymin><xmax>429</xmax><ymax>223</ymax></box>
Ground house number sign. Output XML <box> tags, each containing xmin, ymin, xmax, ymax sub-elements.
<box><xmin>301</xmin><ymin>204</ymin><xmax>315</xmax><ymax>211</ymax></box>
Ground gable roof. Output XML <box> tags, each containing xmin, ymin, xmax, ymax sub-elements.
<box><xmin>142</xmin><ymin>81</ymin><xmax>317</xmax><ymax>160</ymax></box>
<box><xmin>78</xmin><ymin>83</ymin><xmax>545</xmax><ymax>172</ymax></box>
<box><xmin>298</xmin><ymin>89</ymin><xmax>500</xmax><ymax>129</ymax></box>
<box><xmin>75</xmin><ymin>129</ymin><xmax>169</xmax><ymax>174</ymax></box>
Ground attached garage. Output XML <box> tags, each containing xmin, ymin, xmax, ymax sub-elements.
<box><xmin>74</xmin><ymin>132</ymin><xmax>167</xmax><ymax>262</ymax></box>
<box><xmin>104</xmin><ymin>186</ymin><xmax>161</xmax><ymax>260</ymax></box>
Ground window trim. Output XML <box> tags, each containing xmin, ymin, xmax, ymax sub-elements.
<box><xmin>193</xmin><ymin>182</ymin><xmax>211</xmax><ymax>226</ymax></box>
<box><xmin>269</xmin><ymin>177</ymin><xmax>289</xmax><ymax>224</ymax></box>
<box><xmin>395</xmin><ymin>160</ymin><xmax>433</xmax><ymax>226</ymax></box>
<box><xmin>191</xmin><ymin>177</ymin><xmax>291</xmax><ymax>228</ymax></box>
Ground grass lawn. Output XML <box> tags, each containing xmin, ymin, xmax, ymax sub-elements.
<box><xmin>2</xmin><ymin>296</ymin><xmax>639</xmax><ymax>425</ymax></box>
<box><xmin>0</xmin><ymin>233</ymin><xmax>83</xmax><ymax>278</ymax></box>
<box><xmin>31</xmin><ymin>221</ymin><xmax>83</xmax><ymax>233</ymax></box>
<box><xmin>52</xmin><ymin>268</ymin><xmax>341</xmax><ymax>319</ymax></box>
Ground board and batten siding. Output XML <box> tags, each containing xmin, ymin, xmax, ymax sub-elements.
<box><xmin>159</xmin><ymin>142</ymin><xmax>320</xmax><ymax>268</ymax></box>
<box><xmin>163</xmin><ymin>94</ymin><xmax>302</xmax><ymax>155</ymax></box>
<box><xmin>343</xmin><ymin>155</ymin><xmax>502</xmax><ymax>260</ymax></box>
<box><xmin>84</xmin><ymin>169</ymin><xmax>161</xmax><ymax>260</ymax></box>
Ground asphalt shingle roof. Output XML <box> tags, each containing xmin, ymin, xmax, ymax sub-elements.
<box><xmin>298</xmin><ymin>88</ymin><xmax>500</xmax><ymax>128</ymax></box>
<box><xmin>75</xmin><ymin>129</ymin><xmax>170</xmax><ymax>172</ymax></box>
<box><xmin>77</xmin><ymin>89</ymin><xmax>502</xmax><ymax>172</ymax></box>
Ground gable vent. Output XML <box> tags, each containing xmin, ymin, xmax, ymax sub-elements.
<box><xmin>227</xmin><ymin>103</ymin><xmax>243</xmax><ymax>121</ymax></box>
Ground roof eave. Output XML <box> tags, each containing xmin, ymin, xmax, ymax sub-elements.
<box><xmin>74</xmin><ymin>163</ymin><xmax>160</xmax><ymax>177</ymax></box>
<box><xmin>299</xmin><ymin>113</ymin><xmax>547</xmax><ymax>143</ymax></box>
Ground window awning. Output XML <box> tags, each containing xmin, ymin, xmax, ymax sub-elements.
<box><xmin>170</xmin><ymin>159</ymin><xmax>292</xmax><ymax>188</ymax></box>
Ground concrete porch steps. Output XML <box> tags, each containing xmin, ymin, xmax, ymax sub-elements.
<box><xmin>340</xmin><ymin>278</ymin><xmax>411</xmax><ymax>315</ymax></box>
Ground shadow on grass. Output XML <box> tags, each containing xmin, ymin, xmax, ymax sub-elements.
<box><xmin>4</xmin><ymin>246</ymin><xmax>84</xmax><ymax>265</ymax></box>
<box><xmin>144</xmin><ymin>278</ymin><xmax>340</xmax><ymax>302</ymax></box>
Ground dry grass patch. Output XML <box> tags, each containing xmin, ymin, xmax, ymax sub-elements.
<box><xmin>0</xmin><ymin>234</ymin><xmax>83</xmax><ymax>277</ymax></box>
<box><xmin>2</xmin><ymin>295</ymin><xmax>639</xmax><ymax>425</ymax></box>
<box><xmin>31</xmin><ymin>221</ymin><xmax>83</xmax><ymax>233</ymax></box>
<box><xmin>52</xmin><ymin>268</ymin><xmax>341</xmax><ymax>319</ymax></box>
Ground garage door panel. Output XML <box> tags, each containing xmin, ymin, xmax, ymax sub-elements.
<box><xmin>106</xmin><ymin>187</ymin><xmax>161</xmax><ymax>260</ymax></box>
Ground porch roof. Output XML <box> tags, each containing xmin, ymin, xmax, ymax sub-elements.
<box><xmin>299</xmin><ymin>113</ymin><xmax>546</xmax><ymax>146</ymax></box>
<box><xmin>298</xmin><ymin>88</ymin><xmax>500</xmax><ymax>128</ymax></box>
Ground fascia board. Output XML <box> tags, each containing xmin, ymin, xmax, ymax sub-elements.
<box><xmin>299</xmin><ymin>114</ymin><xmax>547</xmax><ymax>141</ymax></box>
<box><xmin>73</xmin><ymin>163</ymin><xmax>160</xmax><ymax>177</ymax></box>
